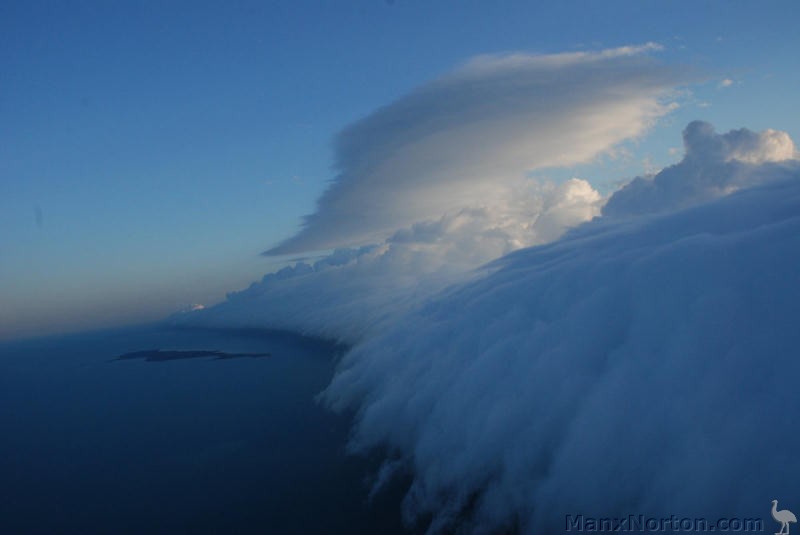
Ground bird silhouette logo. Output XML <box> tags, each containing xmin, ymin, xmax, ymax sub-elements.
<box><xmin>772</xmin><ymin>500</ymin><xmax>797</xmax><ymax>535</ymax></box>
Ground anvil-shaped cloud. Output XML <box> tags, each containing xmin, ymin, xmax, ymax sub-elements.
<box><xmin>181</xmin><ymin>42</ymin><xmax>800</xmax><ymax>533</ymax></box>
<box><xmin>187</xmin><ymin>121</ymin><xmax>800</xmax><ymax>533</ymax></box>
<box><xmin>267</xmin><ymin>44</ymin><xmax>685</xmax><ymax>254</ymax></box>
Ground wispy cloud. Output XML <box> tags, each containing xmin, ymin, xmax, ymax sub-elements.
<box><xmin>266</xmin><ymin>45</ymin><xmax>690</xmax><ymax>254</ymax></box>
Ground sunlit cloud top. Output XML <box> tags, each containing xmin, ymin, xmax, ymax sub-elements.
<box><xmin>266</xmin><ymin>45</ymin><xmax>690</xmax><ymax>254</ymax></box>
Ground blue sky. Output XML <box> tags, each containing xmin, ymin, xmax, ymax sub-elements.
<box><xmin>2</xmin><ymin>1</ymin><xmax>798</xmax><ymax>339</ymax></box>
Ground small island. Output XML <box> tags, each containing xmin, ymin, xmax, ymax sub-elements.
<box><xmin>114</xmin><ymin>349</ymin><xmax>271</xmax><ymax>362</ymax></box>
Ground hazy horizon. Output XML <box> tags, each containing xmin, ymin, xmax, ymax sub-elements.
<box><xmin>3</xmin><ymin>1</ymin><xmax>800</xmax><ymax>340</ymax></box>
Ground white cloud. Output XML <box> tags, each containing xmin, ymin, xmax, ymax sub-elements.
<box><xmin>603</xmin><ymin>121</ymin><xmax>798</xmax><ymax>217</ymax></box>
<box><xmin>180</xmin><ymin>34</ymin><xmax>800</xmax><ymax>529</ymax></box>
<box><xmin>180</xmin><ymin>177</ymin><xmax>603</xmax><ymax>344</ymax></box>
<box><xmin>184</xmin><ymin>121</ymin><xmax>800</xmax><ymax>533</ymax></box>
<box><xmin>718</xmin><ymin>78</ymin><xmax>734</xmax><ymax>88</ymax></box>
<box><xmin>322</xmin><ymin>155</ymin><xmax>800</xmax><ymax>533</ymax></box>
<box><xmin>266</xmin><ymin>45</ymin><xmax>687</xmax><ymax>254</ymax></box>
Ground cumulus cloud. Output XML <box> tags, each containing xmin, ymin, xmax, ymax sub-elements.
<box><xmin>181</xmin><ymin>177</ymin><xmax>602</xmax><ymax>344</ymax></box>
<box><xmin>267</xmin><ymin>44</ymin><xmax>686</xmax><ymax>254</ymax></box>
<box><xmin>603</xmin><ymin>121</ymin><xmax>798</xmax><ymax>217</ymax></box>
<box><xmin>322</xmin><ymin>171</ymin><xmax>800</xmax><ymax>534</ymax></box>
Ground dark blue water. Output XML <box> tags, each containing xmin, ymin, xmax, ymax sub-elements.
<box><xmin>0</xmin><ymin>325</ymin><xmax>409</xmax><ymax>534</ymax></box>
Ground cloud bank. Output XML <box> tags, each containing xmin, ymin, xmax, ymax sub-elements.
<box><xmin>267</xmin><ymin>44</ymin><xmax>684</xmax><ymax>254</ymax></box>
<box><xmin>322</xmin><ymin>157</ymin><xmax>800</xmax><ymax>533</ymax></box>
<box><xmin>185</xmin><ymin>118</ymin><xmax>800</xmax><ymax>532</ymax></box>
<box><xmin>180</xmin><ymin>43</ymin><xmax>800</xmax><ymax>533</ymax></box>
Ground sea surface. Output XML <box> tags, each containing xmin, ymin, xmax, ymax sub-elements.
<box><xmin>0</xmin><ymin>325</ymin><xmax>408</xmax><ymax>534</ymax></box>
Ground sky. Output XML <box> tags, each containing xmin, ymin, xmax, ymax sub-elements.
<box><xmin>2</xmin><ymin>1</ymin><xmax>799</xmax><ymax>340</ymax></box>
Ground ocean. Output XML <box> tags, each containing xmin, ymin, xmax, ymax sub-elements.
<box><xmin>0</xmin><ymin>325</ymin><xmax>408</xmax><ymax>534</ymax></box>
